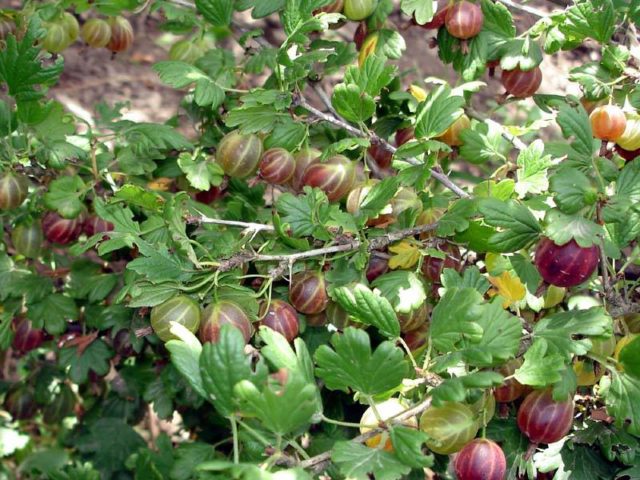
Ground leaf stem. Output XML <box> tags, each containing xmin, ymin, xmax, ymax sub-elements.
<box><xmin>230</xmin><ymin>415</ymin><xmax>240</xmax><ymax>464</ymax></box>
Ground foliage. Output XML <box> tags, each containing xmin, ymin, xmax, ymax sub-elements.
<box><xmin>1</xmin><ymin>0</ymin><xmax>640</xmax><ymax>478</ymax></box>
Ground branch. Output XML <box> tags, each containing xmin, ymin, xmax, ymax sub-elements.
<box><xmin>187</xmin><ymin>213</ymin><xmax>275</xmax><ymax>233</ymax></box>
<box><xmin>218</xmin><ymin>221</ymin><xmax>439</xmax><ymax>272</ymax></box>
<box><xmin>294</xmin><ymin>94</ymin><xmax>470</xmax><ymax>199</ymax></box>
<box><xmin>299</xmin><ymin>392</ymin><xmax>440</xmax><ymax>471</ymax></box>
<box><xmin>495</xmin><ymin>0</ymin><xmax>548</xmax><ymax>17</ymax></box>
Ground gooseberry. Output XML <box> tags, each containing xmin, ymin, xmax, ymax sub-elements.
<box><xmin>42</xmin><ymin>212</ymin><xmax>84</xmax><ymax>245</ymax></box>
<box><xmin>12</xmin><ymin>318</ymin><xmax>45</xmax><ymax>353</ymax></box>
<box><xmin>419</xmin><ymin>402</ymin><xmax>479</xmax><ymax>454</ymax></box>
<box><xmin>360</xmin><ymin>398</ymin><xmax>417</xmax><ymax>451</ymax></box>
<box><xmin>0</xmin><ymin>172</ymin><xmax>29</xmax><ymax>210</ymax></box>
<box><xmin>437</xmin><ymin>114</ymin><xmax>471</xmax><ymax>147</ymax></box>
<box><xmin>291</xmin><ymin>148</ymin><xmax>321</xmax><ymax>191</ymax></box>
<box><xmin>344</xmin><ymin>0</ymin><xmax>378</xmax><ymax>21</ymax></box>
<box><xmin>199</xmin><ymin>301</ymin><xmax>254</xmax><ymax>344</ymax></box>
<box><xmin>260</xmin><ymin>299</ymin><xmax>299</xmax><ymax>342</ymax></box>
<box><xmin>422</xmin><ymin>243</ymin><xmax>463</xmax><ymax>283</ymax></box>
<box><xmin>81</xmin><ymin>18</ymin><xmax>111</xmax><ymax>48</ymax></box>
<box><xmin>494</xmin><ymin>358</ymin><xmax>526</xmax><ymax>403</ymax></box>
<box><xmin>150</xmin><ymin>295</ymin><xmax>201</xmax><ymax>342</ymax></box>
<box><xmin>445</xmin><ymin>1</ymin><xmax>483</xmax><ymax>40</ymax></box>
<box><xmin>501</xmin><ymin>67</ymin><xmax>543</xmax><ymax>98</ymax></box>
<box><xmin>107</xmin><ymin>16</ymin><xmax>134</xmax><ymax>53</ymax></box>
<box><xmin>517</xmin><ymin>389</ymin><xmax>574</xmax><ymax>444</ymax></box>
<box><xmin>302</xmin><ymin>155</ymin><xmax>356</xmax><ymax>202</ymax></box>
<box><xmin>589</xmin><ymin>105</ymin><xmax>627</xmax><ymax>142</ymax></box>
<box><xmin>289</xmin><ymin>271</ymin><xmax>329</xmax><ymax>315</ymax></box>
<box><xmin>217</xmin><ymin>130</ymin><xmax>264</xmax><ymax>178</ymax></box>
<box><xmin>259</xmin><ymin>148</ymin><xmax>296</xmax><ymax>185</ymax></box>
<box><xmin>11</xmin><ymin>221</ymin><xmax>43</xmax><ymax>258</ymax></box>
<box><xmin>454</xmin><ymin>438</ymin><xmax>507</xmax><ymax>480</ymax></box>
<box><xmin>534</xmin><ymin>237</ymin><xmax>599</xmax><ymax>288</ymax></box>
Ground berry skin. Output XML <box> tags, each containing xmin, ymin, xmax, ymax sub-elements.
<box><xmin>291</xmin><ymin>148</ymin><xmax>321</xmax><ymax>192</ymax></box>
<box><xmin>259</xmin><ymin>299</ymin><xmax>299</xmax><ymax>342</ymax></box>
<box><xmin>344</xmin><ymin>0</ymin><xmax>378</xmax><ymax>21</ymax></box>
<box><xmin>517</xmin><ymin>389</ymin><xmax>574</xmax><ymax>444</ymax></box>
<box><xmin>366</xmin><ymin>254</ymin><xmax>389</xmax><ymax>282</ymax></box>
<box><xmin>259</xmin><ymin>148</ymin><xmax>296</xmax><ymax>185</ymax></box>
<box><xmin>437</xmin><ymin>114</ymin><xmax>471</xmax><ymax>146</ymax></box>
<box><xmin>217</xmin><ymin>130</ymin><xmax>264</xmax><ymax>178</ymax></box>
<box><xmin>454</xmin><ymin>438</ymin><xmax>507</xmax><ymax>480</ymax></box>
<box><xmin>419</xmin><ymin>402</ymin><xmax>479</xmax><ymax>454</ymax></box>
<box><xmin>150</xmin><ymin>295</ymin><xmax>201</xmax><ymax>342</ymax></box>
<box><xmin>494</xmin><ymin>358</ymin><xmax>526</xmax><ymax>403</ymax></box>
<box><xmin>395</xmin><ymin>127</ymin><xmax>415</xmax><ymax>146</ymax></box>
<box><xmin>81</xmin><ymin>18</ymin><xmax>112</xmax><ymax>48</ymax></box>
<box><xmin>414</xmin><ymin>3</ymin><xmax>449</xmax><ymax>29</ymax></box>
<box><xmin>367</xmin><ymin>142</ymin><xmax>392</xmax><ymax>169</ymax></box>
<box><xmin>83</xmin><ymin>216</ymin><xmax>114</xmax><ymax>237</ymax></box>
<box><xmin>359</xmin><ymin>398</ymin><xmax>418</xmax><ymax>451</ymax></box>
<box><xmin>589</xmin><ymin>105</ymin><xmax>627</xmax><ymax>142</ymax></box>
<box><xmin>12</xmin><ymin>318</ymin><xmax>45</xmax><ymax>353</ymax></box>
<box><xmin>445</xmin><ymin>1</ymin><xmax>483</xmax><ymax>40</ymax></box>
<box><xmin>501</xmin><ymin>67</ymin><xmax>543</xmax><ymax>98</ymax></box>
<box><xmin>107</xmin><ymin>16</ymin><xmax>134</xmax><ymax>53</ymax></box>
<box><xmin>0</xmin><ymin>172</ymin><xmax>29</xmax><ymax>210</ymax></box>
<box><xmin>11</xmin><ymin>222</ymin><xmax>43</xmax><ymax>258</ymax></box>
<box><xmin>199</xmin><ymin>301</ymin><xmax>254</xmax><ymax>344</ymax></box>
<box><xmin>289</xmin><ymin>271</ymin><xmax>329</xmax><ymax>314</ymax></box>
<box><xmin>302</xmin><ymin>155</ymin><xmax>356</xmax><ymax>202</ymax></box>
<box><xmin>534</xmin><ymin>237</ymin><xmax>599</xmax><ymax>288</ymax></box>
<box><xmin>42</xmin><ymin>22</ymin><xmax>69</xmax><ymax>53</ymax></box>
<box><xmin>615</xmin><ymin>145</ymin><xmax>640</xmax><ymax>162</ymax></box>
<box><xmin>42</xmin><ymin>212</ymin><xmax>84</xmax><ymax>245</ymax></box>
<box><xmin>422</xmin><ymin>243</ymin><xmax>462</xmax><ymax>283</ymax></box>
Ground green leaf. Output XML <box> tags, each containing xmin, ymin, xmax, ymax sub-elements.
<box><xmin>400</xmin><ymin>0</ymin><xmax>435</xmax><ymax>25</ymax></box>
<box><xmin>331</xmin><ymin>441</ymin><xmax>411</xmax><ymax>480</ymax></box>
<box><xmin>112</xmin><ymin>186</ymin><xmax>164</xmax><ymax>214</ymax></box>
<box><xmin>549</xmin><ymin>167</ymin><xmax>596</xmax><ymax>214</ymax></box>
<box><xmin>499</xmin><ymin>37</ymin><xmax>543</xmax><ymax>71</ymax></box>
<box><xmin>358</xmin><ymin>177</ymin><xmax>399</xmax><ymax>220</ymax></box>
<box><xmin>617</xmin><ymin>335</ymin><xmax>640</xmax><ymax>379</ymax></box>
<box><xmin>314</xmin><ymin>327</ymin><xmax>409</xmax><ymax>395</ymax></box>
<box><xmin>479</xmin><ymin>198</ymin><xmax>542</xmax><ymax>252</ymax></box>
<box><xmin>58</xmin><ymin>339</ymin><xmax>113</xmax><ymax>384</ymax></box>
<box><xmin>545</xmin><ymin>210</ymin><xmax>603</xmax><ymax>248</ymax></box>
<box><xmin>0</xmin><ymin>19</ymin><xmax>64</xmax><ymax>102</ymax></box>
<box><xmin>431</xmin><ymin>371</ymin><xmax>504</xmax><ymax>405</ymax></box>
<box><xmin>560</xmin><ymin>0</ymin><xmax>615</xmax><ymax>43</ymax></box>
<box><xmin>389</xmin><ymin>426</ymin><xmax>434</xmax><ymax>468</ymax></box>
<box><xmin>275</xmin><ymin>188</ymin><xmax>333</xmax><ymax>240</ymax></box>
<box><xmin>166</xmin><ymin>333</ymin><xmax>206</xmax><ymax>398</ymax></box>
<box><xmin>234</xmin><ymin>369</ymin><xmax>320</xmax><ymax>436</ymax></box>
<box><xmin>533</xmin><ymin>307</ymin><xmax>613</xmax><ymax>359</ymax></box>
<box><xmin>436</xmin><ymin>198</ymin><xmax>477</xmax><ymax>237</ymax></box>
<box><xmin>344</xmin><ymin>54</ymin><xmax>396</xmax><ymax>98</ymax></box>
<box><xmin>556</xmin><ymin>102</ymin><xmax>596</xmax><ymax>158</ymax></box>
<box><xmin>459</xmin><ymin>122</ymin><xmax>508</xmax><ymax>165</ymax></box>
<box><xmin>430</xmin><ymin>287</ymin><xmax>484</xmax><ymax>352</ymax></box>
<box><xmin>331</xmin><ymin>283</ymin><xmax>400</xmax><ymax>338</ymax></box>
<box><xmin>603</xmin><ymin>371</ymin><xmax>640</xmax><ymax>436</ymax></box>
<box><xmin>28</xmin><ymin>294</ymin><xmax>79</xmax><ymax>335</ymax></box>
<box><xmin>515</xmin><ymin>139</ymin><xmax>551</xmax><ymax>198</ymax></box>
<box><xmin>43</xmin><ymin>175</ymin><xmax>86</xmax><ymax>219</ymax></box>
<box><xmin>371</xmin><ymin>270</ymin><xmax>426</xmax><ymax>315</ymax></box>
<box><xmin>259</xmin><ymin>327</ymin><xmax>315</xmax><ymax>384</ymax></box>
<box><xmin>515</xmin><ymin>341</ymin><xmax>566</xmax><ymax>386</ymax></box>
<box><xmin>75</xmin><ymin>419</ymin><xmax>145</xmax><ymax>477</ymax></box>
<box><xmin>199</xmin><ymin>325</ymin><xmax>268</xmax><ymax>416</ymax></box>
<box><xmin>195</xmin><ymin>0</ymin><xmax>234</xmax><ymax>26</ymax></box>
<box><xmin>331</xmin><ymin>83</ymin><xmax>375</xmax><ymax>123</ymax></box>
<box><xmin>414</xmin><ymin>85</ymin><xmax>465</xmax><ymax>139</ymax></box>
<box><xmin>481</xmin><ymin>0</ymin><xmax>516</xmax><ymax>38</ymax></box>
<box><xmin>177</xmin><ymin>152</ymin><xmax>224</xmax><ymax>191</ymax></box>
<box><xmin>440</xmin><ymin>266</ymin><xmax>491</xmax><ymax>296</ymax></box>
<box><xmin>462</xmin><ymin>300</ymin><xmax>522</xmax><ymax>367</ymax></box>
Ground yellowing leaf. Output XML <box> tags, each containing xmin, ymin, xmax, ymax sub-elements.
<box><xmin>409</xmin><ymin>85</ymin><xmax>427</xmax><ymax>102</ymax></box>
<box><xmin>388</xmin><ymin>240</ymin><xmax>420</xmax><ymax>270</ymax></box>
<box><xmin>488</xmin><ymin>271</ymin><xmax>526</xmax><ymax>309</ymax></box>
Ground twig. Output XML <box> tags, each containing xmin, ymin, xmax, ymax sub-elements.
<box><xmin>218</xmin><ymin>221</ymin><xmax>439</xmax><ymax>272</ymax></box>
<box><xmin>312</xmin><ymin>83</ymin><xmax>339</xmax><ymax>117</ymax></box>
<box><xmin>495</xmin><ymin>0</ymin><xmax>548</xmax><ymax>18</ymax></box>
<box><xmin>299</xmin><ymin>393</ymin><xmax>439</xmax><ymax>470</ymax></box>
<box><xmin>294</xmin><ymin>94</ymin><xmax>470</xmax><ymax>198</ymax></box>
<box><xmin>187</xmin><ymin>213</ymin><xmax>275</xmax><ymax>233</ymax></box>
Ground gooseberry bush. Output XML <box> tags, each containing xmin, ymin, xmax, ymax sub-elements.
<box><xmin>1</xmin><ymin>0</ymin><xmax>640</xmax><ymax>478</ymax></box>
